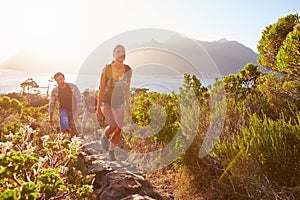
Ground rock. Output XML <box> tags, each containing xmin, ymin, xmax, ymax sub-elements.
<box><xmin>94</xmin><ymin>171</ymin><xmax>162</xmax><ymax>200</ymax></box>
<box><xmin>84</xmin><ymin>141</ymin><xmax>102</xmax><ymax>151</ymax></box>
<box><xmin>93</xmin><ymin>170</ymin><xmax>112</xmax><ymax>188</ymax></box>
<box><xmin>79</xmin><ymin>131</ymin><xmax>162</xmax><ymax>200</ymax></box>
<box><xmin>121</xmin><ymin>194</ymin><xmax>156</xmax><ymax>200</ymax></box>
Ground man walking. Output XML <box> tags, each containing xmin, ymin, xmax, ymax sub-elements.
<box><xmin>49</xmin><ymin>72</ymin><xmax>82</xmax><ymax>138</ymax></box>
<box><xmin>81</xmin><ymin>89</ymin><xmax>99</xmax><ymax>135</ymax></box>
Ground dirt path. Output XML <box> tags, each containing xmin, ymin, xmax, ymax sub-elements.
<box><xmin>76</xmin><ymin>129</ymin><xmax>163</xmax><ymax>199</ymax></box>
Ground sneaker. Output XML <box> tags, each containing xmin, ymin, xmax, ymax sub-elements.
<box><xmin>108</xmin><ymin>150</ymin><xmax>116</xmax><ymax>161</ymax></box>
<box><xmin>101</xmin><ymin>135</ymin><xmax>109</xmax><ymax>151</ymax></box>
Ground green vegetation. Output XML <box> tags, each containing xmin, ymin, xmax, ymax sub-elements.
<box><xmin>1</xmin><ymin>13</ymin><xmax>299</xmax><ymax>199</ymax></box>
<box><xmin>0</xmin><ymin>94</ymin><xmax>93</xmax><ymax>199</ymax></box>
<box><xmin>127</xmin><ymin>13</ymin><xmax>300</xmax><ymax>199</ymax></box>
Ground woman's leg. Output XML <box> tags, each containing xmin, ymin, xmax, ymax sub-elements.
<box><xmin>108</xmin><ymin>106</ymin><xmax>124</xmax><ymax>161</ymax></box>
<box><xmin>110</xmin><ymin>107</ymin><xmax>124</xmax><ymax>149</ymax></box>
<box><xmin>100</xmin><ymin>105</ymin><xmax>118</xmax><ymax>138</ymax></box>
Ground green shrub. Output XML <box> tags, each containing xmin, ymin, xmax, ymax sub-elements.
<box><xmin>211</xmin><ymin>114</ymin><xmax>300</xmax><ymax>198</ymax></box>
<box><xmin>0</xmin><ymin>124</ymin><xmax>93</xmax><ymax>199</ymax></box>
<box><xmin>123</xmin><ymin>91</ymin><xmax>180</xmax><ymax>152</ymax></box>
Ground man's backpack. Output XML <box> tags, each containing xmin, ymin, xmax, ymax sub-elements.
<box><xmin>85</xmin><ymin>96</ymin><xmax>97</xmax><ymax>113</ymax></box>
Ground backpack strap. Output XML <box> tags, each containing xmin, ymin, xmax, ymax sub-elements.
<box><xmin>124</xmin><ymin>64</ymin><xmax>131</xmax><ymax>73</ymax></box>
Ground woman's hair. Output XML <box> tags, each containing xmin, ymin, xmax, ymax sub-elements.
<box><xmin>113</xmin><ymin>44</ymin><xmax>125</xmax><ymax>53</ymax></box>
<box><xmin>111</xmin><ymin>45</ymin><xmax>125</xmax><ymax>64</ymax></box>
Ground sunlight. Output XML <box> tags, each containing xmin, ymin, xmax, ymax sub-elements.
<box><xmin>0</xmin><ymin>45</ymin><xmax>19</xmax><ymax>63</ymax></box>
<box><xmin>0</xmin><ymin>0</ymin><xmax>145</xmax><ymax>66</ymax></box>
<box><xmin>21</xmin><ymin>6</ymin><xmax>62</xmax><ymax>58</ymax></box>
<box><xmin>22</xmin><ymin>7</ymin><xmax>58</xmax><ymax>38</ymax></box>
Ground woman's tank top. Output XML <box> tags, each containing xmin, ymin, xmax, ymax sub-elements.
<box><xmin>102</xmin><ymin>64</ymin><xmax>131</xmax><ymax>107</ymax></box>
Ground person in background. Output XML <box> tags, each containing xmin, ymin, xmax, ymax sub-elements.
<box><xmin>81</xmin><ymin>89</ymin><xmax>99</xmax><ymax>135</ymax></box>
<box><xmin>49</xmin><ymin>72</ymin><xmax>82</xmax><ymax>138</ymax></box>
<box><xmin>97</xmin><ymin>45</ymin><xmax>132</xmax><ymax>161</ymax></box>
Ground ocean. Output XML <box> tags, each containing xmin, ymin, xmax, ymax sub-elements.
<box><xmin>0</xmin><ymin>69</ymin><xmax>217</xmax><ymax>95</ymax></box>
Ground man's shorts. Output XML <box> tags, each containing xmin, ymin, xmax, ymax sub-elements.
<box><xmin>59</xmin><ymin>109</ymin><xmax>75</xmax><ymax>131</ymax></box>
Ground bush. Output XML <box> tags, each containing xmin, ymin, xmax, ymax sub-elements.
<box><xmin>123</xmin><ymin>91</ymin><xmax>180</xmax><ymax>152</ymax></box>
<box><xmin>211</xmin><ymin>114</ymin><xmax>300</xmax><ymax>199</ymax></box>
<box><xmin>0</xmin><ymin>124</ymin><xmax>93</xmax><ymax>199</ymax></box>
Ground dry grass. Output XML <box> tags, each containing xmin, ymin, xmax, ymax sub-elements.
<box><xmin>144</xmin><ymin>161</ymin><xmax>221</xmax><ymax>200</ymax></box>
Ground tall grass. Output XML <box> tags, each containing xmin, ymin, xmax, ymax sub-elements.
<box><xmin>211</xmin><ymin>113</ymin><xmax>300</xmax><ymax>199</ymax></box>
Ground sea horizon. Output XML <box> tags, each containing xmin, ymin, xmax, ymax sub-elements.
<box><xmin>0</xmin><ymin>68</ymin><xmax>217</xmax><ymax>95</ymax></box>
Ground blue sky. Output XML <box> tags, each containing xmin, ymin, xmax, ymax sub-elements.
<box><xmin>0</xmin><ymin>0</ymin><xmax>299</xmax><ymax>68</ymax></box>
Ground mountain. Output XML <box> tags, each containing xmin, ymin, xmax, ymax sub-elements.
<box><xmin>125</xmin><ymin>35</ymin><xmax>258</xmax><ymax>76</ymax></box>
<box><xmin>0</xmin><ymin>50</ymin><xmax>80</xmax><ymax>74</ymax></box>
<box><xmin>0</xmin><ymin>35</ymin><xmax>258</xmax><ymax>76</ymax></box>
<box><xmin>199</xmin><ymin>38</ymin><xmax>259</xmax><ymax>75</ymax></box>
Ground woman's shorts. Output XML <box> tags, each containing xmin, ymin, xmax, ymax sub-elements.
<box><xmin>100</xmin><ymin>101</ymin><xmax>124</xmax><ymax>109</ymax></box>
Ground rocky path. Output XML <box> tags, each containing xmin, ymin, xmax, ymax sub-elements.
<box><xmin>76</xmin><ymin>129</ymin><xmax>162</xmax><ymax>200</ymax></box>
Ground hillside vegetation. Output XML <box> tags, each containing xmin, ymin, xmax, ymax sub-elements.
<box><xmin>0</xmin><ymin>13</ymin><xmax>299</xmax><ymax>199</ymax></box>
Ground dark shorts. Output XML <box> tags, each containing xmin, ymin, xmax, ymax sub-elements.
<box><xmin>59</xmin><ymin>109</ymin><xmax>75</xmax><ymax>131</ymax></box>
<box><xmin>100</xmin><ymin>101</ymin><xmax>124</xmax><ymax>109</ymax></box>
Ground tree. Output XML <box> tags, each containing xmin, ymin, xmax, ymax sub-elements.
<box><xmin>20</xmin><ymin>78</ymin><xmax>39</xmax><ymax>95</ymax></box>
<box><xmin>222</xmin><ymin>63</ymin><xmax>261</xmax><ymax>99</ymax></box>
<box><xmin>238</xmin><ymin>63</ymin><xmax>261</xmax><ymax>89</ymax></box>
<box><xmin>257</xmin><ymin>13</ymin><xmax>299</xmax><ymax>72</ymax></box>
<box><xmin>277</xmin><ymin>24</ymin><xmax>300</xmax><ymax>81</ymax></box>
<box><xmin>256</xmin><ymin>13</ymin><xmax>300</xmax><ymax>120</ymax></box>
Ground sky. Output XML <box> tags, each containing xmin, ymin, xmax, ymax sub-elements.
<box><xmin>0</xmin><ymin>0</ymin><xmax>299</xmax><ymax>70</ymax></box>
